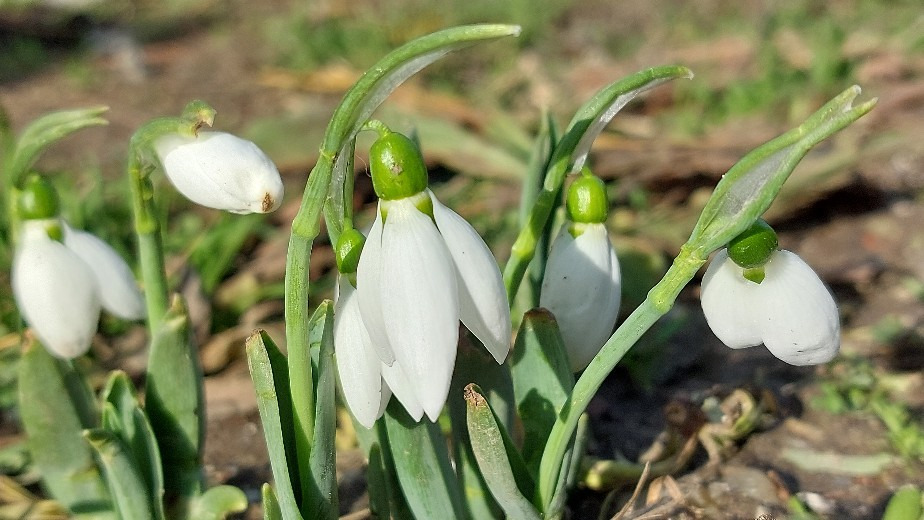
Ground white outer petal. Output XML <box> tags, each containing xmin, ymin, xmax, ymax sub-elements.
<box><xmin>753</xmin><ymin>250</ymin><xmax>840</xmax><ymax>366</ymax></box>
<box><xmin>13</xmin><ymin>222</ymin><xmax>100</xmax><ymax>359</ymax></box>
<box><xmin>379</xmin><ymin>199</ymin><xmax>459</xmax><ymax>422</ymax></box>
<box><xmin>381</xmin><ymin>358</ymin><xmax>423</xmax><ymax>421</ymax></box>
<box><xmin>63</xmin><ymin>224</ymin><xmax>144</xmax><ymax>320</ymax></box>
<box><xmin>701</xmin><ymin>249</ymin><xmax>764</xmax><ymax>349</ymax></box>
<box><xmin>154</xmin><ymin>131</ymin><xmax>284</xmax><ymax>214</ymax></box>
<box><xmin>355</xmin><ymin>209</ymin><xmax>396</xmax><ymax>364</ymax></box>
<box><xmin>429</xmin><ymin>190</ymin><xmax>510</xmax><ymax>363</ymax></box>
<box><xmin>540</xmin><ymin>224</ymin><xmax>621</xmax><ymax>372</ymax></box>
<box><xmin>334</xmin><ymin>278</ymin><xmax>387</xmax><ymax>428</ymax></box>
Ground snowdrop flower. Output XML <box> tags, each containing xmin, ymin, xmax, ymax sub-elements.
<box><xmin>700</xmin><ymin>220</ymin><xmax>840</xmax><ymax>366</ymax></box>
<box><xmin>11</xmin><ymin>176</ymin><xmax>144</xmax><ymax>358</ymax></box>
<box><xmin>540</xmin><ymin>173</ymin><xmax>621</xmax><ymax>372</ymax></box>
<box><xmin>154</xmin><ymin>131</ymin><xmax>284</xmax><ymax>214</ymax></box>
<box><xmin>339</xmin><ymin>130</ymin><xmax>510</xmax><ymax>423</ymax></box>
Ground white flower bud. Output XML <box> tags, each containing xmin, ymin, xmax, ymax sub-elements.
<box><xmin>154</xmin><ymin>131</ymin><xmax>284</xmax><ymax>214</ymax></box>
<box><xmin>13</xmin><ymin>221</ymin><xmax>101</xmax><ymax>359</ymax></box>
<box><xmin>701</xmin><ymin>249</ymin><xmax>840</xmax><ymax>365</ymax></box>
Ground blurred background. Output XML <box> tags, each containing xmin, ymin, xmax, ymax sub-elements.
<box><xmin>1</xmin><ymin>0</ymin><xmax>922</xmax><ymax>518</ymax></box>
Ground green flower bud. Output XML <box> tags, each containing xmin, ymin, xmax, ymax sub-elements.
<box><xmin>370</xmin><ymin>131</ymin><xmax>428</xmax><ymax>201</ymax></box>
<box><xmin>17</xmin><ymin>174</ymin><xmax>60</xmax><ymax>221</ymax></box>
<box><xmin>336</xmin><ymin>228</ymin><xmax>366</xmax><ymax>275</ymax></box>
<box><xmin>728</xmin><ymin>219</ymin><xmax>778</xmax><ymax>269</ymax></box>
<box><xmin>566</xmin><ymin>171</ymin><xmax>608</xmax><ymax>224</ymax></box>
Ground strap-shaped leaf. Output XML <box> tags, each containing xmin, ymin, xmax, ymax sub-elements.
<box><xmin>17</xmin><ymin>336</ymin><xmax>114</xmax><ymax>518</ymax></box>
<box><xmin>85</xmin><ymin>429</ymin><xmax>154</xmax><ymax>520</ymax></box>
<box><xmin>100</xmin><ymin>373</ymin><xmax>165</xmax><ymax>520</ymax></box>
<box><xmin>687</xmin><ymin>85</ymin><xmax>876</xmax><ymax>257</ymax></box>
<box><xmin>382</xmin><ymin>401</ymin><xmax>468</xmax><ymax>519</ymax></box>
<box><xmin>246</xmin><ymin>331</ymin><xmax>304</xmax><ymax>520</ymax></box>
<box><xmin>5</xmin><ymin>106</ymin><xmax>108</xmax><ymax>183</ymax></box>
<box><xmin>145</xmin><ymin>296</ymin><xmax>205</xmax><ymax>505</ymax></box>
<box><xmin>510</xmin><ymin>309</ymin><xmax>574</xmax><ymax>474</ymax></box>
<box><xmin>306</xmin><ymin>302</ymin><xmax>338</xmax><ymax>519</ymax></box>
<box><xmin>465</xmin><ymin>385</ymin><xmax>541</xmax><ymax>520</ymax></box>
<box><xmin>503</xmin><ymin>66</ymin><xmax>692</xmax><ymax>301</ymax></box>
<box><xmin>262</xmin><ymin>484</ymin><xmax>283</xmax><ymax>520</ymax></box>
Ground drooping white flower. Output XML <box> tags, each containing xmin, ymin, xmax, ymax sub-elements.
<box><xmin>356</xmin><ymin>190</ymin><xmax>511</xmax><ymax>421</ymax></box>
<box><xmin>540</xmin><ymin>223</ymin><xmax>621</xmax><ymax>372</ymax></box>
<box><xmin>154</xmin><ymin>131</ymin><xmax>284</xmax><ymax>214</ymax></box>
<box><xmin>701</xmin><ymin>248</ymin><xmax>840</xmax><ymax>365</ymax></box>
<box><xmin>13</xmin><ymin>221</ymin><xmax>101</xmax><ymax>358</ymax></box>
<box><xmin>63</xmin><ymin>223</ymin><xmax>144</xmax><ymax>320</ymax></box>
<box><xmin>12</xmin><ymin>220</ymin><xmax>144</xmax><ymax>359</ymax></box>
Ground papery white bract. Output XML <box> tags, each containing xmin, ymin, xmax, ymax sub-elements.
<box><xmin>63</xmin><ymin>224</ymin><xmax>144</xmax><ymax>320</ymax></box>
<box><xmin>154</xmin><ymin>131</ymin><xmax>284</xmax><ymax>214</ymax></box>
<box><xmin>355</xmin><ymin>189</ymin><xmax>510</xmax><ymax>422</ymax></box>
<box><xmin>13</xmin><ymin>221</ymin><xmax>101</xmax><ymax>359</ymax></box>
<box><xmin>540</xmin><ymin>223</ymin><xmax>621</xmax><ymax>372</ymax></box>
<box><xmin>701</xmin><ymin>249</ymin><xmax>840</xmax><ymax>365</ymax></box>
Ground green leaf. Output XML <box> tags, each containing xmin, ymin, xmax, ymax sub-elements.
<box><xmin>305</xmin><ymin>301</ymin><xmax>338</xmax><ymax>520</ymax></box>
<box><xmin>6</xmin><ymin>106</ymin><xmax>108</xmax><ymax>184</ymax></box>
<box><xmin>687</xmin><ymin>86</ymin><xmax>876</xmax><ymax>257</ymax></box>
<box><xmin>85</xmin><ymin>429</ymin><xmax>154</xmax><ymax>520</ymax></box>
<box><xmin>510</xmin><ymin>309</ymin><xmax>574</xmax><ymax>474</ymax></box>
<box><xmin>465</xmin><ymin>385</ymin><xmax>541</xmax><ymax>520</ymax></box>
<box><xmin>100</xmin><ymin>373</ymin><xmax>165</xmax><ymax>520</ymax></box>
<box><xmin>189</xmin><ymin>485</ymin><xmax>248</xmax><ymax>520</ymax></box>
<box><xmin>17</xmin><ymin>337</ymin><xmax>114</xmax><ymax>518</ymax></box>
<box><xmin>366</xmin><ymin>444</ymin><xmax>391</xmax><ymax>520</ymax></box>
<box><xmin>246</xmin><ymin>331</ymin><xmax>303</xmax><ymax>520</ymax></box>
<box><xmin>504</xmin><ymin>66</ymin><xmax>693</xmax><ymax>301</ymax></box>
<box><xmin>882</xmin><ymin>485</ymin><xmax>922</xmax><ymax>520</ymax></box>
<box><xmin>262</xmin><ymin>484</ymin><xmax>283</xmax><ymax>520</ymax></box>
<box><xmin>383</xmin><ymin>401</ymin><xmax>469</xmax><ymax>519</ymax></box>
<box><xmin>144</xmin><ymin>296</ymin><xmax>205</xmax><ymax>506</ymax></box>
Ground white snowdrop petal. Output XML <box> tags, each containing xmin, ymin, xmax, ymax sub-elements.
<box><xmin>540</xmin><ymin>224</ymin><xmax>622</xmax><ymax>371</ymax></box>
<box><xmin>13</xmin><ymin>222</ymin><xmax>100</xmax><ymax>359</ymax></box>
<box><xmin>355</xmin><ymin>210</ymin><xmax>396</xmax><ymax>364</ymax></box>
<box><xmin>381</xmin><ymin>358</ymin><xmax>422</xmax><ymax>421</ymax></box>
<box><xmin>380</xmin><ymin>200</ymin><xmax>459</xmax><ymax>422</ymax></box>
<box><xmin>701</xmin><ymin>249</ymin><xmax>764</xmax><ymax>349</ymax></box>
<box><xmin>154</xmin><ymin>131</ymin><xmax>284</xmax><ymax>214</ymax></box>
<box><xmin>334</xmin><ymin>278</ymin><xmax>385</xmax><ymax>428</ymax></box>
<box><xmin>754</xmin><ymin>250</ymin><xmax>840</xmax><ymax>365</ymax></box>
<box><xmin>429</xmin><ymin>191</ymin><xmax>511</xmax><ymax>364</ymax></box>
<box><xmin>63</xmin><ymin>224</ymin><xmax>144</xmax><ymax>320</ymax></box>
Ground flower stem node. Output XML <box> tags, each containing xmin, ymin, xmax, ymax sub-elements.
<box><xmin>12</xmin><ymin>220</ymin><xmax>144</xmax><ymax>359</ymax></box>
<box><xmin>369</xmin><ymin>131</ymin><xmax>429</xmax><ymax>201</ymax></box>
<box><xmin>17</xmin><ymin>174</ymin><xmax>60</xmax><ymax>221</ymax></box>
<box><xmin>701</xmin><ymin>248</ymin><xmax>840</xmax><ymax>366</ymax></box>
<box><xmin>566</xmin><ymin>170</ymin><xmax>608</xmax><ymax>225</ymax></box>
<box><xmin>154</xmin><ymin>131</ymin><xmax>284</xmax><ymax>214</ymax></box>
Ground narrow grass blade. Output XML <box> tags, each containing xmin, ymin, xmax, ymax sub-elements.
<box><xmin>510</xmin><ymin>309</ymin><xmax>574</xmax><ymax>473</ymax></box>
<box><xmin>383</xmin><ymin>401</ymin><xmax>468</xmax><ymax>519</ymax></box>
<box><xmin>85</xmin><ymin>429</ymin><xmax>154</xmax><ymax>520</ymax></box>
<box><xmin>17</xmin><ymin>336</ymin><xmax>113</xmax><ymax>518</ymax></box>
<box><xmin>465</xmin><ymin>384</ymin><xmax>541</xmax><ymax>520</ymax></box>
<box><xmin>145</xmin><ymin>296</ymin><xmax>205</xmax><ymax>505</ymax></box>
<box><xmin>246</xmin><ymin>331</ymin><xmax>303</xmax><ymax>520</ymax></box>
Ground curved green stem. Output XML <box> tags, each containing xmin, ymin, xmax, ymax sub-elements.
<box><xmin>128</xmin><ymin>153</ymin><xmax>168</xmax><ymax>331</ymax></box>
<box><xmin>536</xmin><ymin>246</ymin><xmax>706</xmax><ymax>508</ymax></box>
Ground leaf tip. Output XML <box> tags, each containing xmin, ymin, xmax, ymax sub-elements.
<box><xmin>463</xmin><ymin>383</ymin><xmax>486</xmax><ymax>407</ymax></box>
